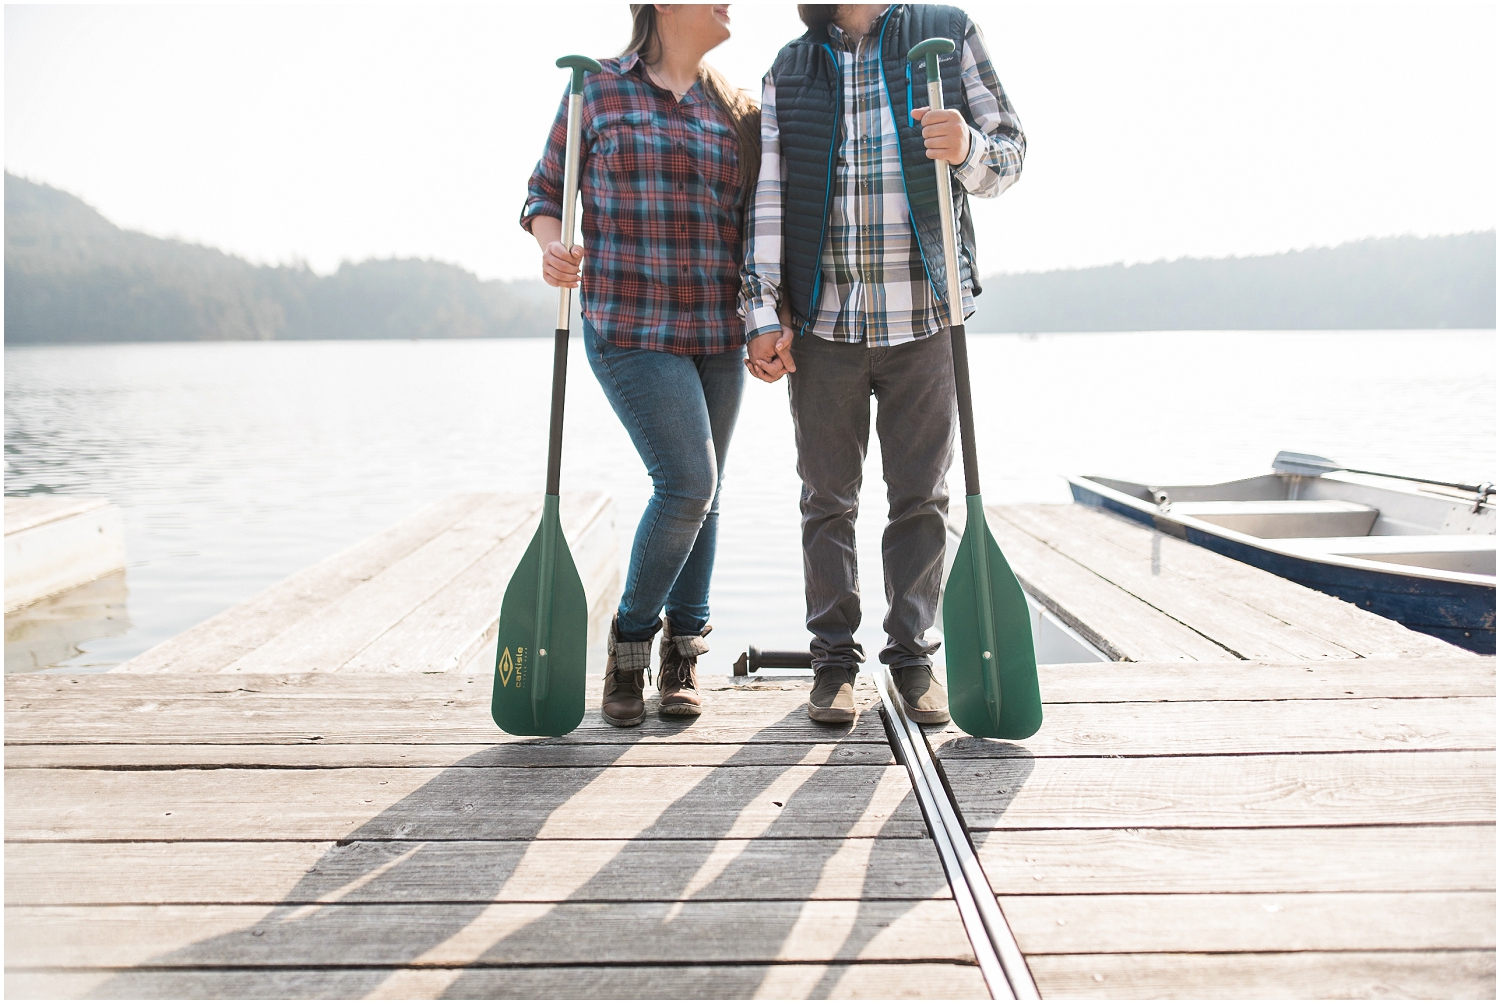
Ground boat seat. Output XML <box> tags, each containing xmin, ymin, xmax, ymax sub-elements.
<box><xmin>1165</xmin><ymin>500</ymin><xmax>1378</xmax><ymax>539</ymax></box>
<box><xmin>1276</xmin><ymin>535</ymin><xmax>1497</xmax><ymax>576</ymax></box>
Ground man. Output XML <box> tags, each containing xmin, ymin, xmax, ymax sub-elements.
<box><xmin>740</xmin><ymin>3</ymin><xmax>1025</xmax><ymax>724</ymax></box>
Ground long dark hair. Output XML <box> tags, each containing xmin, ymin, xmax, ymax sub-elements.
<box><xmin>625</xmin><ymin>5</ymin><xmax>761</xmax><ymax>214</ymax></box>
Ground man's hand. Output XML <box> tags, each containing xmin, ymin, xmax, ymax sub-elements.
<box><xmin>542</xmin><ymin>241</ymin><xmax>583</xmax><ymax>288</ymax></box>
<box><xmin>911</xmin><ymin>106</ymin><xmax>971</xmax><ymax>165</ymax></box>
<box><xmin>745</xmin><ymin>305</ymin><xmax>797</xmax><ymax>383</ymax></box>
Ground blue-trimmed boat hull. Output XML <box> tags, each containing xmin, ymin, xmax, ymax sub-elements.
<box><xmin>1070</xmin><ymin>481</ymin><xmax>1496</xmax><ymax>655</ymax></box>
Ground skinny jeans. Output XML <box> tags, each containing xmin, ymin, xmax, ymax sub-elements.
<box><xmin>786</xmin><ymin>331</ymin><xmax>958</xmax><ymax>671</ymax></box>
<box><xmin>584</xmin><ymin>320</ymin><xmax>745</xmax><ymax>643</ymax></box>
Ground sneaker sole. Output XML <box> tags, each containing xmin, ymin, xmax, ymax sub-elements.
<box><xmin>905</xmin><ymin>706</ymin><xmax>951</xmax><ymax>725</ymax></box>
<box><xmin>807</xmin><ymin>703</ymin><xmax>856</xmax><ymax>724</ymax></box>
<box><xmin>602</xmin><ymin>710</ymin><xmax>646</xmax><ymax>727</ymax></box>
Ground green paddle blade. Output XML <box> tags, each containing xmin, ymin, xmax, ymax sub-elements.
<box><xmin>492</xmin><ymin>496</ymin><xmax>588</xmax><ymax>737</ymax></box>
<box><xmin>943</xmin><ymin>495</ymin><xmax>1043</xmax><ymax>739</ymax></box>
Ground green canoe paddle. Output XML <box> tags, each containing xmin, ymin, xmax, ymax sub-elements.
<box><xmin>909</xmin><ymin>38</ymin><xmax>1042</xmax><ymax>740</ymax></box>
<box><xmin>492</xmin><ymin>55</ymin><xmax>601</xmax><ymax>738</ymax></box>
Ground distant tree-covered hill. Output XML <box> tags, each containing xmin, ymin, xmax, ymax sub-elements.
<box><xmin>4</xmin><ymin>173</ymin><xmax>555</xmax><ymax>344</ymax></box>
<box><xmin>5</xmin><ymin>172</ymin><xmax>1494</xmax><ymax>344</ymax></box>
<box><xmin>968</xmin><ymin>231</ymin><xmax>1495</xmax><ymax>332</ymax></box>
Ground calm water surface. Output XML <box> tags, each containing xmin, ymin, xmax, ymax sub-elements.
<box><xmin>5</xmin><ymin>331</ymin><xmax>1494</xmax><ymax>672</ymax></box>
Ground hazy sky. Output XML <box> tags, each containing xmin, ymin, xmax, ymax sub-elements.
<box><xmin>6</xmin><ymin>3</ymin><xmax>1495</xmax><ymax>280</ymax></box>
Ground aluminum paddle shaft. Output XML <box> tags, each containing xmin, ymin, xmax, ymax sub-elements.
<box><xmin>491</xmin><ymin>54</ymin><xmax>599</xmax><ymax>739</ymax></box>
<box><xmin>910</xmin><ymin>37</ymin><xmax>1042</xmax><ymax>744</ymax></box>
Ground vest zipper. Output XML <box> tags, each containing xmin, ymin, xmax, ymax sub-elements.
<box><xmin>804</xmin><ymin>42</ymin><xmax>843</xmax><ymax>338</ymax></box>
<box><xmin>878</xmin><ymin>7</ymin><xmax>941</xmax><ymax>306</ymax></box>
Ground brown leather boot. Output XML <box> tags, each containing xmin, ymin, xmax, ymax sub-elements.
<box><xmin>602</xmin><ymin>617</ymin><xmax>653</xmax><ymax>727</ymax></box>
<box><xmin>657</xmin><ymin>620</ymin><xmax>708</xmax><ymax>717</ymax></box>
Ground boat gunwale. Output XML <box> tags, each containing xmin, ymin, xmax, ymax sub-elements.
<box><xmin>1065</xmin><ymin>474</ymin><xmax>1497</xmax><ymax>590</ymax></box>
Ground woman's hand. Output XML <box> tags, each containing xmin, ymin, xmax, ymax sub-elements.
<box><xmin>530</xmin><ymin>216</ymin><xmax>583</xmax><ymax>288</ymax></box>
<box><xmin>542</xmin><ymin>241</ymin><xmax>584</xmax><ymax>289</ymax></box>
<box><xmin>745</xmin><ymin>304</ymin><xmax>797</xmax><ymax>383</ymax></box>
<box><xmin>911</xmin><ymin>106</ymin><xmax>971</xmax><ymax>165</ymax></box>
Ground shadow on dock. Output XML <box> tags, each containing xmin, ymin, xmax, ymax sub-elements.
<box><xmin>86</xmin><ymin>708</ymin><xmax>955</xmax><ymax>999</ymax></box>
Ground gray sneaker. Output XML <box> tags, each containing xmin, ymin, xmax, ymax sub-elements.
<box><xmin>892</xmin><ymin>664</ymin><xmax>951</xmax><ymax>724</ymax></box>
<box><xmin>807</xmin><ymin>666</ymin><xmax>859</xmax><ymax>723</ymax></box>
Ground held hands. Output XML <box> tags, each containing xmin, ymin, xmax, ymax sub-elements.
<box><xmin>911</xmin><ymin>107</ymin><xmax>971</xmax><ymax>165</ymax></box>
<box><xmin>542</xmin><ymin>241</ymin><xmax>584</xmax><ymax>288</ymax></box>
<box><xmin>745</xmin><ymin>304</ymin><xmax>797</xmax><ymax>383</ymax></box>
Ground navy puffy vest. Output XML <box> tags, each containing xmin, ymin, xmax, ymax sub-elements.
<box><xmin>772</xmin><ymin>4</ymin><xmax>981</xmax><ymax>329</ymax></box>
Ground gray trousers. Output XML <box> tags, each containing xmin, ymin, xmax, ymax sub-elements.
<box><xmin>787</xmin><ymin>332</ymin><xmax>958</xmax><ymax>672</ymax></box>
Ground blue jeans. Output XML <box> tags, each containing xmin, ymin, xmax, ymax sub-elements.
<box><xmin>584</xmin><ymin>321</ymin><xmax>745</xmax><ymax>643</ymax></box>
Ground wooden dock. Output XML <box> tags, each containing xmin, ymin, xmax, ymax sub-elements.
<box><xmin>5</xmin><ymin>496</ymin><xmax>1494</xmax><ymax>999</ymax></box>
<box><xmin>935</xmin><ymin>504</ymin><xmax>1495</xmax><ymax>998</ymax></box>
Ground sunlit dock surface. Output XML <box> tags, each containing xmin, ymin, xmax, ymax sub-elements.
<box><xmin>4</xmin><ymin>498</ymin><xmax>1493</xmax><ymax>999</ymax></box>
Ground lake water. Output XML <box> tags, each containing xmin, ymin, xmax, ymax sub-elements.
<box><xmin>5</xmin><ymin>331</ymin><xmax>1494</xmax><ymax>674</ymax></box>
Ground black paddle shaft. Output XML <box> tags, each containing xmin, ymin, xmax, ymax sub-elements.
<box><xmin>545</xmin><ymin>326</ymin><xmax>569</xmax><ymax>496</ymax></box>
<box><xmin>950</xmin><ymin>323</ymin><xmax>981</xmax><ymax>497</ymax></box>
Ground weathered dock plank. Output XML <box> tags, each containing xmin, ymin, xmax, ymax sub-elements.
<box><xmin>1026</xmin><ymin>951</ymin><xmax>1496</xmax><ymax>1000</ymax></box>
<box><xmin>5</xmin><ymin>963</ymin><xmax>990</xmax><ymax>1001</ymax></box>
<box><xmin>946</xmin><ymin>750</ymin><xmax>1495</xmax><ymax>829</ymax></box>
<box><xmin>976</xmin><ymin>824</ymin><xmax>1495</xmax><ymax>894</ymax></box>
<box><xmin>4</xmin><ymin>674</ymin><xmax>889</xmax><ymax>746</ymax></box>
<box><xmin>4</xmin><ymin>837</ymin><xmax>951</xmax><ymax>905</ymax></box>
<box><xmin>4</xmin><ymin>899</ymin><xmax>975</xmax><ymax>968</ymax></box>
<box><xmin>1000</xmin><ymin>891</ymin><xmax>1495</xmax><ymax>952</ymax></box>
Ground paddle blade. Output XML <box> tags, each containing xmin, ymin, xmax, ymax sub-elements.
<box><xmin>943</xmin><ymin>507</ymin><xmax>1043</xmax><ymax>740</ymax></box>
<box><xmin>492</xmin><ymin>507</ymin><xmax>588</xmax><ymax>737</ymax></box>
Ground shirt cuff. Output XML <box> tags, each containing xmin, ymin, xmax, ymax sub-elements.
<box><xmin>952</xmin><ymin>126</ymin><xmax>988</xmax><ymax>191</ymax></box>
<box><xmin>519</xmin><ymin>201</ymin><xmax>562</xmax><ymax>232</ymax></box>
<box><xmin>744</xmin><ymin>302</ymin><xmax>783</xmax><ymax>341</ymax></box>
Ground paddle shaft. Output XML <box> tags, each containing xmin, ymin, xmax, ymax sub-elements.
<box><xmin>924</xmin><ymin>50</ymin><xmax>1000</xmax><ymax>721</ymax></box>
<box><xmin>533</xmin><ymin>82</ymin><xmax>587</xmax><ymax>706</ymax></box>
<box><xmin>925</xmin><ymin>62</ymin><xmax>981</xmax><ymax>498</ymax></box>
<box><xmin>546</xmin><ymin>86</ymin><xmax>585</xmax><ymax>496</ymax></box>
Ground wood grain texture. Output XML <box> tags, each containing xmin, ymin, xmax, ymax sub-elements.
<box><xmin>3</xmin><ymin>900</ymin><xmax>974</xmax><ymax>968</ymax></box>
<box><xmin>4</xmin><ymin>962</ymin><xmax>989</xmax><ymax>1001</ymax></box>
<box><xmin>4</xmin><ymin>764</ymin><xmax>927</xmax><ymax>841</ymax></box>
<box><xmin>974</xmin><ymin>825</ymin><xmax>1495</xmax><ymax>894</ymax></box>
<box><xmin>4</xmin><ymin>837</ymin><xmax>951</xmax><ymax>905</ymax></box>
<box><xmin>983</xmin><ymin>511</ymin><xmax>1230</xmax><ymax>662</ymax></box>
<box><xmin>933</xmin><ymin>695</ymin><xmax>1496</xmax><ymax>757</ymax></box>
<box><xmin>111</xmin><ymin>494</ymin><xmax>493</xmax><ymax>674</ymax></box>
<box><xmin>5</xmin><ymin>674</ymin><xmax>887</xmax><ymax>746</ymax></box>
<box><xmin>1027</xmin><ymin>950</ymin><xmax>1495</xmax><ymax>1000</ymax></box>
<box><xmin>1016</xmin><ymin>502</ymin><xmax>1469</xmax><ymax>660</ymax></box>
<box><xmin>3</xmin><ymin>741</ymin><xmax>897</xmax><ymax>769</ymax></box>
<box><xmin>1035</xmin><ymin>657</ymin><xmax>1495</xmax><ymax>703</ymax></box>
<box><xmin>999</xmin><ymin>891</ymin><xmax>1495</xmax><ymax>953</ymax></box>
<box><xmin>991</xmin><ymin>505</ymin><xmax>1362</xmax><ymax>661</ymax></box>
<box><xmin>944</xmin><ymin>751</ymin><xmax>1496</xmax><ymax>829</ymax></box>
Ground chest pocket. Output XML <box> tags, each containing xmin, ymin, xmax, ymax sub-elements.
<box><xmin>590</xmin><ymin>109</ymin><xmax>657</xmax><ymax>171</ymax></box>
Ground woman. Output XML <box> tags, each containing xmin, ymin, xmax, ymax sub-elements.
<box><xmin>521</xmin><ymin>4</ymin><xmax>759</xmax><ymax>727</ymax></box>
